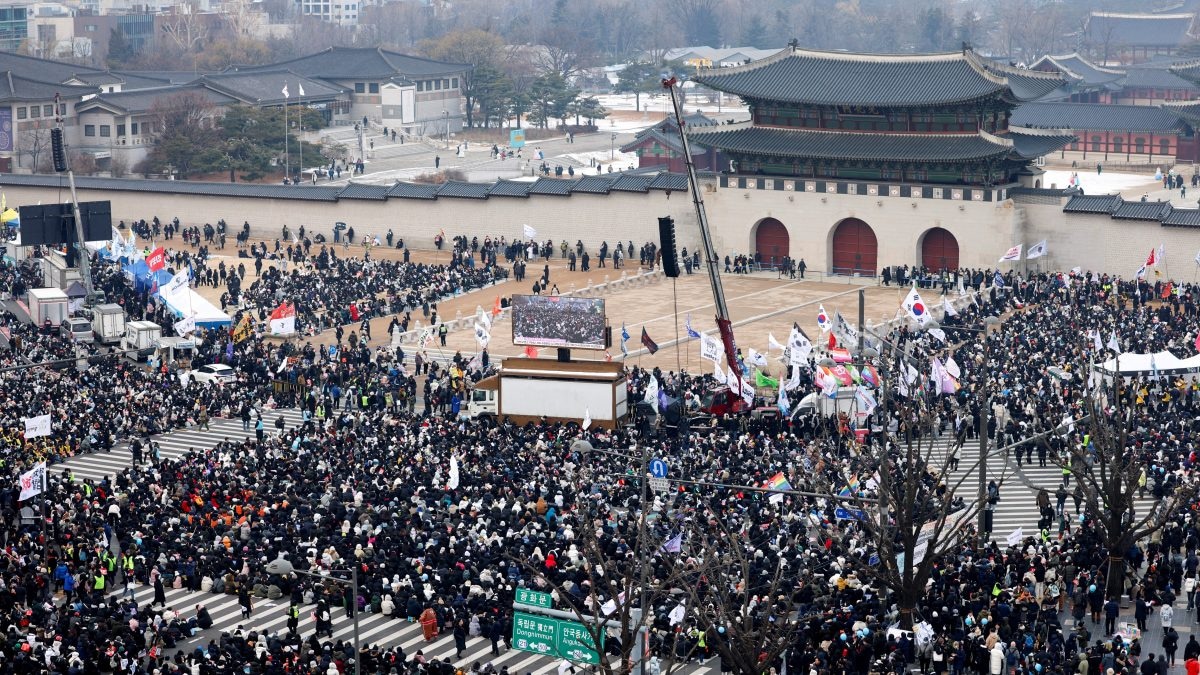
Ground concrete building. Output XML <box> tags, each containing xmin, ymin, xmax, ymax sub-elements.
<box><xmin>234</xmin><ymin>47</ymin><xmax>469</xmax><ymax>133</ymax></box>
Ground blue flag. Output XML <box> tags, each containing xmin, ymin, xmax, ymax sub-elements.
<box><xmin>620</xmin><ymin>323</ymin><xmax>630</xmax><ymax>355</ymax></box>
<box><xmin>685</xmin><ymin>313</ymin><xmax>700</xmax><ymax>340</ymax></box>
<box><xmin>993</xmin><ymin>271</ymin><xmax>1005</xmax><ymax>288</ymax></box>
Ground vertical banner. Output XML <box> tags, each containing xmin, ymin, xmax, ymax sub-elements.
<box><xmin>0</xmin><ymin>108</ymin><xmax>13</xmax><ymax>152</ymax></box>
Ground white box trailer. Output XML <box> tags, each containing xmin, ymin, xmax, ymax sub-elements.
<box><xmin>90</xmin><ymin>303</ymin><xmax>126</xmax><ymax>344</ymax></box>
<box><xmin>496</xmin><ymin>358</ymin><xmax>627</xmax><ymax>430</ymax></box>
<box><xmin>26</xmin><ymin>287</ymin><xmax>68</xmax><ymax>327</ymax></box>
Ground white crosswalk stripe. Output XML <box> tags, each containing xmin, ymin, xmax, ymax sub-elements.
<box><xmin>57</xmin><ymin>410</ymin><xmax>308</xmax><ymax>483</ymax></box>
<box><xmin>912</xmin><ymin>436</ymin><xmax>1157</xmax><ymax>543</ymax></box>
<box><xmin>110</xmin><ymin>583</ymin><xmax>719</xmax><ymax>675</ymax></box>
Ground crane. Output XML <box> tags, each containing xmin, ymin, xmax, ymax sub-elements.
<box><xmin>660</xmin><ymin>76</ymin><xmax>742</xmax><ymax>386</ymax></box>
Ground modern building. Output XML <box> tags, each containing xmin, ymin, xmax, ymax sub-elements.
<box><xmin>620</xmin><ymin>112</ymin><xmax>721</xmax><ymax>172</ymax></box>
<box><xmin>235</xmin><ymin>47</ymin><xmax>469</xmax><ymax>135</ymax></box>
<box><xmin>1083</xmin><ymin>12</ymin><xmax>1196</xmax><ymax>64</ymax></box>
<box><xmin>0</xmin><ymin>2</ymin><xmax>28</xmax><ymax>51</ymax></box>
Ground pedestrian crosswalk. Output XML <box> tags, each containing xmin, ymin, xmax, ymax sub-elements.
<box><xmin>110</xmin><ymin>582</ymin><xmax>720</xmax><ymax>675</ymax></box>
<box><xmin>915</xmin><ymin>436</ymin><xmax>1157</xmax><ymax>543</ymax></box>
<box><xmin>58</xmin><ymin>409</ymin><xmax>308</xmax><ymax>483</ymax></box>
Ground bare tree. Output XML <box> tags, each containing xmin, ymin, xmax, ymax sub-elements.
<box><xmin>159</xmin><ymin>1</ymin><xmax>210</xmax><ymax>63</ymax></box>
<box><xmin>17</xmin><ymin>125</ymin><xmax>52</xmax><ymax>173</ymax></box>
<box><xmin>1051</xmin><ymin>388</ymin><xmax>1199</xmax><ymax>598</ymax></box>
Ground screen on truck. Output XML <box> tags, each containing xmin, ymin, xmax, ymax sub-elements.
<box><xmin>510</xmin><ymin>294</ymin><xmax>606</xmax><ymax>350</ymax></box>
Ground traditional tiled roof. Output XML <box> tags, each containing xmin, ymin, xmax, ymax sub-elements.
<box><xmin>387</xmin><ymin>182</ymin><xmax>439</xmax><ymax>199</ymax></box>
<box><xmin>1063</xmin><ymin>194</ymin><xmax>1123</xmax><ymax>213</ymax></box>
<box><xmin>0</xmin><ymin>72</ymin><xmax>97</xmax><ymax>102</ymax></box>
<box><xmin>1008</xmin><ymin>129</ymin><xmax>1078</xmax><ymax>159</ymax></box>
<box><xmin>1169</xmin><ymin>58</ymin><xmax>1200</xmax><ymax>85</ymax></box>
<box><xmin>74</xmin><ymin>84</ymin><xmax>238</xmax><ymax>116</ymax></box>
<box><xmin>693</xmin><ymin>47</ymin><xmax>1063</xmax><ymax>106</ymax></box>
<box><xmin>0</xmin><ymin>171</ymin><xmax>688</xmax><ymax>203</ymax></box>
<box><xmin>1112</xmin><ymin>200</ymin><xmax>1173</xmax><ymax>220</ymax></box>
<box><xmin>1029</xmin><ymin>54</ymin><xmax>1125</xmax><ymax>86</ymax></box>
<box><xmin>487</xmin><ymin>180</ymin><xmax>533</xmax><ymax>198</ymax></box>
<box><xmin>526</xmin><ymin>178</ymin><xmax>576</xmax><ymax>196</ymax></box>
<box><xmin>570</xmin><ymin>176</ymin><xmax>614</xmax><ymax>194</ymax></box>
<box><xmin>1119</xmin><ymin>64</ymin><xmax>1197</xmax><ymax>90</ymax></box>
<box><xmin>1085</xmin><ymin>12</ymin><xmax>1195</xmax><ymax>48</ymax></box>
<box><xmin>337</xmin><ymin>183</ymin><xmax>390</xmax><ymax>200</ymax></box>
<box><xmin>194</xmin><ymin>71</ymin><xmax>344</xmax><ymax>105</ymax></box>
<box><xmin>1162</xmin><ymin>207</ymin><xmax>1200</xmax><ymax>226</ymax></box>
<box><xmin>436</xmin><ymin>181</ymin><xmax>491</xmax><ymax>199</ymax></box>
<box><xmin>685</xmin><ymin>123</ymin><xmax>1041</xmax><ymax>162</ymax></box>
<box><xmin>239</xmin><ymin>47</ymin><xmax>469</xmax><ymax>81</ymax></box>
<box><xmin>1012</xmin><ymin>102</ymin><xmax>1187</xmax><ymax>133</ymax></box>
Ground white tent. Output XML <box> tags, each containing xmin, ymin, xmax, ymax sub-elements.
<box><xmin>1096</xmin><ymin>351</ymin><xmax>1200</xmax><ymax>378</ymax></box>
<box><xmin>160</xmin><ymin>287</ymin><xmax>231</xmax><ymax>329</ymax></box>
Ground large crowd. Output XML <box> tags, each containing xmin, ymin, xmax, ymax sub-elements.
<box><xmin>0</xmin><ymin>224</ymin><xmax>1198</xmax><ymax>675</ymax></box>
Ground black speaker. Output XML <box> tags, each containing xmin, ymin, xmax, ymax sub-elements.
<box><xmin>658</xmin><ymin>216</ymin><xmax>680</xmax><ymax>278</ymax></box>
<box><xmin>50</xmin><ymin>128</ymin><xmax>67</xmax><ymax>173</ymax></box>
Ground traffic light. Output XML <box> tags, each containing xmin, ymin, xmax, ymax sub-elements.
<box><xmin>50</xmin><ymin>128</ymin><xmax>67</xmax><ymax>173</ymax></box>
<box><xmin>658</xmin><ymin>216</ymin><xmax>680</xmax><ymax>278</ymax></box>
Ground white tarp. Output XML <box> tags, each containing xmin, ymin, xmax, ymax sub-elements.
<box><xmin>1097</xmin><ymin>351</ymin><xmax>1200</xmax><ymax>377</ymax></box>
<box><xmin>160</xmin><ymin>287</ymin><xmax>231</xmax><ymax>329</ymax></box>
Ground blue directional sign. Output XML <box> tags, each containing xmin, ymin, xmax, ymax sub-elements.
<box><xmin>648</xmin><ymin>458</ymin><xmax>668</xmax><ymax>478</ymax></box>
<box><xmin>835</xmin><ymin>507</ymin><xmax>867</xmax><ymax>521</ymax></box>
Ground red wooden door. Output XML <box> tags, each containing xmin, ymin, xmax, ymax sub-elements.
<box><xmin>921</xmin><ymin>228</ymin><xmax>959</xmax><ymax>271</ymax></box>
<box><xmin>831</xmin><ymin>218</ymin><xmax>878</xmax><ymax>276</ymax></box>
<box><xmin>754</xmin><ymin>218</ymin><xmax>789</xmax><ymax>268</ymax></box>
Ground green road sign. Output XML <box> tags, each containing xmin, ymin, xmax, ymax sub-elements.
<box><xmin>511</xmin><ymin>611</ymin><xmax>604</xmax><ymax>665</ymax></box>
<box><xmin>512</xmin><ymin>612</ymin><xmax>557</xmax><ymax>656</ymax></box>
<box><xmin>515</xmin><ymin>588</ymin><xmax>553</xmax><ymax>609</ymax></box>
<box><xmin>558</xmin><ymin>620</ymin><xmax>602</xmax><ymax>665</ymax></box>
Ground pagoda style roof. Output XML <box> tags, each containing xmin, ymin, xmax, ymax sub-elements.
<box><xmin>1162</xmin><ymin>100</ymin><xmax>1200</xmax><ymax>126</ymax></box>
<box><xmin>1085</xmin><ymin>12</ymin><xmax>1195</xmax><ymax>48</ymax></box>
<box><xmin>1169</xmin><ymin>58</ymin><xmax>1200</xmax><ymax>85</ymax></box>
<box><xmin>1029</xmin><ymin>53</ymin><xmax>1125</xmax><ymax>86</ymax></box>
<box><xmin>692</xmin><ymin>47</ymin><xmax>1064</xmax><ymax>107</ymax></box>
<box><xmin>686</xmin><ymin>123</ymin><xmax>1072</xmax><ymax>163</ymax></box>
<box><xmin>1012</xmin><ymin>101</ymin><xmax>1187</xmax><ymax>133</ymax></box>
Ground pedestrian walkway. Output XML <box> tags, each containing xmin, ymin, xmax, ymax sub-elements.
<box><xmin>917</xmin><ymin>437</ymin><xmax>1157</xmax><ymax>543</ymax></box>
<box><xmin>111</xmin><ymin>582</ymin><xmax>719</xmax><ymax>675</ymax></box>
<box><xmin>58</xmin><ymin>409</ymin><xmax>308</xmax><ymax>483</ymax></box>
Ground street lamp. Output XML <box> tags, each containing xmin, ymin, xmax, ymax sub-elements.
<box><xmin>443</xmin><ymin>110</ymin><xmax>449</xmax><ymax>149</ymax></box>
<box><xmin>266</xmin><ymin>557</ymin><xmax>360</xmax><ymax>675</ymax></box>
<box><xmin>611</xmin><ymin>133</ymin><xmax>616</xmax><ymax>160</ymax></box>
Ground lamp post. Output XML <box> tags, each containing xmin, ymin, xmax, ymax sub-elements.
<box><xmin>267</xmin><ymin>557</ymin><xmax>360</xmax><ymax>675</ymax></box>
<box><xmin>610</xmin><ymin>133</ymin><xmax>616</xmax><ymax>160</ymax></box>
<box><xmin>443</xmin><ymin>110</ymin><xmax>449</xmax><ymax>149</ymax></box>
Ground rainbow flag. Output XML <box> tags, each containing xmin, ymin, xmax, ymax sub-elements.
<box><xmin>838</xmin><ymin>474</ymin><xmax>860</xmax><ymax>497</ymax></box>
<box><xmin>766</xmin><ymin>472</ymin><xmax>792</xmax><ymax>492</ymax></box>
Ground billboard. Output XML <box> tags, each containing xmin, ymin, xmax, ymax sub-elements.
<box><xmin>511</xmin><ymin>295</ymin><xmax>605</xmax><ymax>350</ymax></box>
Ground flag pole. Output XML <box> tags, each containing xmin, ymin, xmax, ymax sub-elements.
<box><xmin>298</xmin><ymin>84</ymin><xmax>303</xmax><ymax>183</ymax></box>
<box><xmin>283</xmin><ymin>82</ymin><xmax>289</xmax><ymax>182</ymax></box>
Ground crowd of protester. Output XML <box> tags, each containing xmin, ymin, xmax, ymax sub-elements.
<box><xmin>2</xmin><ymin>221</ymin><xmax>1200</xmax><ymax>675</ymax></box>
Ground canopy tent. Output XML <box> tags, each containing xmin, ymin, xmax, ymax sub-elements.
<box><xmin>120</xmin><ymin>259</ymin><xmax>172</xmax><ymax>294</ymax></box>
<box><xmin>1095</xmin><ymin>351</ymin><xmax>1200</xmax><ymax>377</ymax></box>
<box><xmin>64</xmin><ymin>280</ymin><xmax>87</xmax><ymax>312</ymax></box>
<box><xmin>160</xmin><ymin>287</ymin><xmax>230</xmax><ymax>329</ymax></box>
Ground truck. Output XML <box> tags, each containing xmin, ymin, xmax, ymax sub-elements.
<box><xmin>90</xmin><ymin>304</ymin><xmax>126</xmax><ymax>344</ymax></box>
<box><xmin>793</xmin><ymin>387</ymin><xmax>860</xmax><ymax>419</ymax></box>
<box><xmin>465</xmin><ymin>375</ymin><xmax>499</xmax><ymax>419</ymax></box>
<box><xmin>26</xmin><ymin>288</ymin><xmax>69</xmax><ymax>327</ymax></box>
<box><xmin>122</xmin><ymin>320</ymin><xmax>163</xmax><ymax>360</ymax></box>
<box><xmin>492</xmin><ymin>358</ymin><xmax>628</xmax><ymax>429</ymax></box>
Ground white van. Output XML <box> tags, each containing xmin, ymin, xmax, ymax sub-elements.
<box><xmin>60</xmin><ymin>317</ymin><xmax>94</xmax><ymax>343</ymax></box>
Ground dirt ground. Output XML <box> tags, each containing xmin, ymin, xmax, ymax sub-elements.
<box><xmin>173</xmin><ymin>236</ymin><xmax>929</xmax><ymax>373</ymax></box>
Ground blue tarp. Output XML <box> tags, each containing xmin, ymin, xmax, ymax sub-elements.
<box><xmin>121</xmin><ymin>259</ymin><xmax>171</xmax><ymax>293</ymax></box>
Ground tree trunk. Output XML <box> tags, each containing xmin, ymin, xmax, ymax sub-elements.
<box><xmin>1106</xmin><ymin>554</ymin><xmax>1127</xmax><ymax>599</ymax></box>
<box><xmin>635</xmin><ymin>92</ymin><xmax>641</xmax><ymax>112</ymax></box>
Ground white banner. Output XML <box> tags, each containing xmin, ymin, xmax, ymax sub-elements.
<box><xmin>522</xmin><ymin>224</ymin><xmax>537</xmax><ymax>240</ymax></box>
<box><xmin>699</xmin><ymin>334</ymin><xmax>722</xmax><ymax>363</ymax></box>
<box><xmin>23</xmin><ymin>414</ymin><xmax>51</xmax><ymax>439</ymax></box>
<box><xmin>18</xmin><ymin>462</ymin><xmax>46</xmax><ymax>501</ymax></box>
<box><xmin>1006</xmin><ymin>527</ymin><xmax>1023</xmax><ymax>546</ymax></box>
<box><xmin>174</xmin><ymin>315</ymin><xmax>196</xmax><ymax>336</ymax></box>
<box><xmin>999</xmin><ymin>244</ymin><xmax>1023</xmax><ymax>262</ymax></box>
<box><xmin>164</xmin><ymin>269</ymin><xmax>190</xmax><ymax>298</ymax></box>
<box><xmin>474</xmin><ymin>322</ymin><xmax>490</xmax><ymax>348</ymax></box>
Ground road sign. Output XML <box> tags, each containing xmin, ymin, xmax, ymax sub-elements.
<box><xmin>515</xmin><ymin>588</ymin><xmax>553</xmax><ymax>610</ymax></box>
<box><xmin>834</xmin><ymin>507</ymin><xmax>867</xmax><ymax>521</ymax></box>
<box><xmin>511</xmin><ymin>611</ymin><xmax>605</xmax><ymax>664</ymax></box>
<box><xmin>558</xmin><ymin>619</ymin><xmax>602</xmax><ymax>664</ymax></box>
<box><xmin>648</xmin><ymin>458</ymin><xmax>668</xmax><ymax>478</ymax></box>
<box><xmin>649</xmin><ymin>477</ymin><xmax>669</xmax><ymax>493</ymax></box>
<box><xmin>512</xmin><ymin>612</ymin><xmax>557</xmax><ymax>656</ymax></box>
